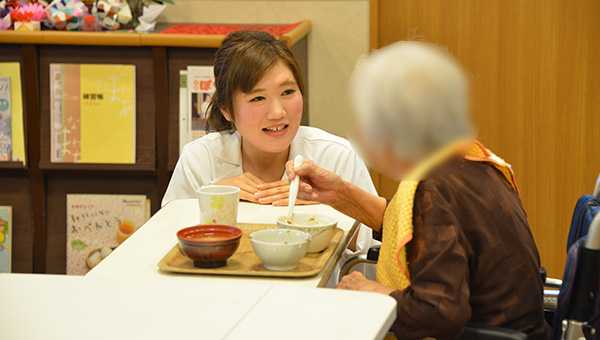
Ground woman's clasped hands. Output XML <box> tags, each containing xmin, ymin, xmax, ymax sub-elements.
<box><xmin>215</xmin><ymin>172</ymin><xmax>315</xmax><ymax>206</ymax></box>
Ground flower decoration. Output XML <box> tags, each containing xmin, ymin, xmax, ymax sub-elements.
<box><xmin>10</xmin><ymin>2</ymin><xmax>45</xmax><ymax>30</ymax></box>
<box><xmin>210</xmin><ymin>196</ymin><xmax>226</xmax><ymax>210</ymax></box>
<box><xmin>10</xmin><ymin>2</ymin><xmax>46</xmax><ymax>21</ymax></box>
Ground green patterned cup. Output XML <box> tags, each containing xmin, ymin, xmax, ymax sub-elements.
<box><xmin>197</xmin><ymin>186</ymin><xmax>240</xmax><ymax>226</ymax></box>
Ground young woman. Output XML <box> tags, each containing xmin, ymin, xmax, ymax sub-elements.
<box><xmin>162</xmin><ymin>30</ymin><xmax>378</xmax><ymax>284</ymax></box>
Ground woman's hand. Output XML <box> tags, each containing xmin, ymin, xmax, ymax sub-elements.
<box><xmin>284</xmin><ymin>160</ymin><xmax>347</xmax><ymax>207</ymax></box>
<box><xmin>337</xmin><ymin>271</ymin><xmax>394</xmax><ymax>295</ymax></box>
<box><xmin>214</xmin><ymin>172</ymin><xmax>264</xmax><ymax>203</ymax></box>
<box><xmin>254</xmin><ymin>180</ymin><xmax>317</xmax><ymax>206</ymax></box>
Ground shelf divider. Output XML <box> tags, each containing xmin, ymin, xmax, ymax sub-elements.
<box><xmin>23</xmin><ymin>44</ymin><xmax>46</xmax><ymax>274</ymax></box>
<box><xmin>154</xmin><ymin>47</ymin><xmax>170</xmax><ymax>200</ymax></box>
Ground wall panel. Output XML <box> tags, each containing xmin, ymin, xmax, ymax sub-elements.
<box><xmin>373</xmin><ymin>0</ymin><xmax>600</xmax><ymax>277</ymax></box>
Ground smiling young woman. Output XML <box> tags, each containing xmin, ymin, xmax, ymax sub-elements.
<box><xmin>222</xmin><ymin>61</ymin><xmax>303</xmax><ymax>184</ymax></box>
<box><xmin>162</xmin><ymin>30</ymin><xmax>378</xmax><ymax>286</ymax></box>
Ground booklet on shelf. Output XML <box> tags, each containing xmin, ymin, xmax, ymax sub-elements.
<box><xmin>0</xmin><ymin>63</ymin><xmax>25</xmax><ymax>164</ymax></box>
<box><xmin>0</xmin><ymin>77</ymin><xmax>11</xmax><ymax>161</ymax></box>
<box><xmin>178</xmin><ymin>65</ymin><xmax>214</xmax><ymax>154</ymax></box>
<box><xmin>0</xmin><ymin>206</ymin><xmax>12</xmax><ymax>273</ymax></box>
<box><xmin>178</xmin><ymin>70</ymin><xmax>188</xmax><ymax>155</ymax></box>
<box><xmin>66</xmin><ymin>194</ymin><xmax>150</xmax><ymax>275</ymax></box>
<box><xmin>50</xmin><ymin>64</ymin><xmax>137</xmax><ymax>164</ymax></box>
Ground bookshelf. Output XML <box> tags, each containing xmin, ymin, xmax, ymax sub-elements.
<box><xmin>0</xmin><ymin>21</ymin><xmax>311</xmax><ymax>274</ymax></box>
<box><xmin>0</xmin><ymin>161</ymin><xmax>27</xmax><ymax>170</ymax></box>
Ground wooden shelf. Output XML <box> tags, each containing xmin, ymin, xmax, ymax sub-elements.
<box><xmin>0</xmin><ymin>21</ymin><xmax>311</xmax><ymax>48</ymax></box>
<box><xmin>39</xmin><ymin>161</ymin><xmax>155</xmax><ymax>173</ymax></box>
<box><xmin>0</xmin><ymin>161</ymin><xmax>27</xmax><ymax>170</ymax></box>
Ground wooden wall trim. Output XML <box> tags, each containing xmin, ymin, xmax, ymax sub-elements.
<box><xmin>369</xmin><ymin>0</ymin><xmax>379</xmax><ymax>50</ymax></box>
<box><xmin>368</xmin><ymin>0</ymin><xmax>385</xmax><ymax>194</ymax></box>
<box><xmin>22</xmin><ymin>44</ymin><xmax>46</xmax><ymax>273</ymax></box>
<box><xmin>154</xmin><ymin>47</ymin><xmax>170</xmax><ymax>199</ymax></box>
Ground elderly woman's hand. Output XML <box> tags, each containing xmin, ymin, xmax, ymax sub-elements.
<box><xmin>338</xmin><ymin>272</ymin><xmax>394</xmax><ymax>295</ymax></box>
<box><xmin>272</xmin><ymin>160</ymin><xmax>347</xmax><ymax>207</ymax></box>
<box><xmin>260</xmin><ymin>159</ymin><xmax>388</xmax><ymax>231</ymax></box>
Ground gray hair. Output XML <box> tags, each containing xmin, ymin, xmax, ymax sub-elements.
<box><xmin>349</xmin><ymin>41</ymin><xmax>475</xmax><ymax>160</ymax></box>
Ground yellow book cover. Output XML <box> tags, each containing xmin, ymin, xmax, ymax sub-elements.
<box><xmin>80</xmin><ymin>64</ymin><xmax>136</xmax><ymax>164</ymax></box>
<box><xmin>0</xmin><ymin>63</ymin><xmax>25</xmax><ymax>164</ymax></box>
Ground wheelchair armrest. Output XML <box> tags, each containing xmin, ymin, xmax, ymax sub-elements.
<box><xmin>457</xmin><ymin>323</ymin><xmax>528</xmax><ymax>340</ymax></box>
<box><xmin>540</xmin><ymin>266</ymin><xmax>562</xmax><ymax>288</ymax></box>
<box><xmin>367</xmin><ymin>245</ymin><xmax>380</xmax><ymax>261</ymax></box>
<box><xmin>338</xmin><ymin>245</ymin><xmax>381</xmax><ymax>282</ymax></box>
<box><xmin>544</xmin><ymin>278</ymin><xmax>562</xmax><ymax>289</ymax></box>
<box><xmin>540</xmin><ymin>267</ymin><xmax>547</xmax><ymax>283</ymax></box>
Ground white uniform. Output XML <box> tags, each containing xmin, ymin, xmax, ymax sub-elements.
<box><xmin>163</xmin><ymin>126</ymin><xmax>378</xmax><ymax>285</ymax></box>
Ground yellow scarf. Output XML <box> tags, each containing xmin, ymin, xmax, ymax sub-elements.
<box><xmin>377</xmin><ymin>141</ymin><xmax>519</xmax><ymax>339</ymax></box>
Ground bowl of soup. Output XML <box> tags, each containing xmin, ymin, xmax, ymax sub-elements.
<box><xmin>176</xmin><ymin>225</ymin><xmax>243</xmax><ymax>268</ymax></box>
<box><xmin>277</xmin><ymin>214</ymin><xmax>337</xmax><ymax>253</ymax></box>
<box><xmin>250</xmin><ymin>229</ymin><xmax>310</xmax><ymax>271</ymax></box>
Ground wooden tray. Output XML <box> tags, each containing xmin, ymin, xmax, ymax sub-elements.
<box><xmin>158</xmin><ymin>223</ymin><xmax>344</xmax><ymax>278</ymax></box>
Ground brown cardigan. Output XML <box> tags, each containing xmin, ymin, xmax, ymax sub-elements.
<box><xmin>377</xmin><ymin>159</ymin><xmax>552</xmax><ymax>340</ymax></box>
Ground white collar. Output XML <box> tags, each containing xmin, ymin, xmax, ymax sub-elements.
<box><xmin>214</xmin><ymin>131</ymin><xmax>243</xmax><ymax>166</ymax></box>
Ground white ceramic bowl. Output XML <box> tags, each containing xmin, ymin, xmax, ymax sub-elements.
<box><xmin>276</xmin><ymin>213</ymin><xmax>337</xmax><ymax>253</ymax></box>
<box><xmin>250</xmin><ymin>229</ymin><xmax>310</xmax><ymax>271</ymax></box>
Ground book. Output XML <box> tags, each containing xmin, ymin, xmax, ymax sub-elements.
<box><xmin>179</xmin><ymin>70</ymin><xmax>188</xmax><ymax>154</ymax></box>
<box><xmin>50</xmin><ymin>64</ymin><xmax>136</xmax><ymax>164</ymax></box>
<box><xmin>0</xmin><ymin>77</ymin><xmax>11</xmax><ymax>161</ymax></box>
<box><xmin>0</xmin><ymin>206</ymin><xmax>12</xmax><ymax>273</ymax></box>
<box><xmin>186</xmin><ymin>66</ymin><xmax>214</xmax><ymax>142</ymax></box>
<box><xmin>50</xmin><ymin>64</ymin><xmax>79</xmax><ymax>163</ymax></box>
<box><xmin>66</xmin><ymin>194</ymin><xmax>149</xmax><ymax>275</ymax></box>
<box><xmin>0</xmin><ymin>63</ymin><xmax>25</xmax><ymax>164</ymax></box>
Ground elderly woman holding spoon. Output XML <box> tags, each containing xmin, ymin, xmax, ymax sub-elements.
<box><xmin>281</xmin><ymin>42</ymin><xmax>552</xmax><ymax>340</ymax></box>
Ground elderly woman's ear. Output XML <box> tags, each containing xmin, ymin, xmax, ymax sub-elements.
<box><xmin>348</xmin><ymin>41</ymin><xmax>475</xmax><ymax>180</ymax></box>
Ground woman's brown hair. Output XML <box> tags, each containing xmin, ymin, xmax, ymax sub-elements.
<box><xmin>206</xmin><ymin>30</ymin><xmax>306</xmax><ymax>132</ymax></box>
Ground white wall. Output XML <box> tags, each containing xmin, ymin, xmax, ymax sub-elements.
<box><xmin>159</xmin><ymin>0</ymin><xmax>370</xmax><ymax>137</ymax></box>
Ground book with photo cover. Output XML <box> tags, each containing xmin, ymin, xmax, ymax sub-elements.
<box><xmin>186</xmin><ymin>65</ymin><xmax>214</xmax><ymax>142</ymax></box>
<box><xmin>66</xmin><ymin>194</ymin><xmax>149</xmax><ymax>275</ymax></box>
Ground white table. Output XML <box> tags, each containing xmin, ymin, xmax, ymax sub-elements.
<box><xmin>88</xmin><ymin>199</ymin><xmax>360</xmax><ymax>287</ymax></box>
<box><xmin>1</xmin><ymin>274</ymin><xmax>397</xmax><ymax>340</ymax></box>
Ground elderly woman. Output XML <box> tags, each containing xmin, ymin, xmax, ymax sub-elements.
<box><xmin>278</xmin><ymin>42</ymin><xmax>552</xmax><ymax>339</ymax></box>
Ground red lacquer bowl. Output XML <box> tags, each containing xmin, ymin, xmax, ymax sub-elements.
<box><xmin>176</xmin><ymin>225</ymin><xmax>243</xmax><ymax>268</ymax></box>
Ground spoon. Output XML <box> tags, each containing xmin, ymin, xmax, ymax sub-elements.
<box><xmin>287</xmin><ymin>155</ymin><xmax>304</xmax><ymax>223</ymax></box>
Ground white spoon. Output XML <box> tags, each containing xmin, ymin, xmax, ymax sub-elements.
<box><xmin>287</xmin><ymin>155</ymin><xmax>304</xmax><ymax>223</ymax></box>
